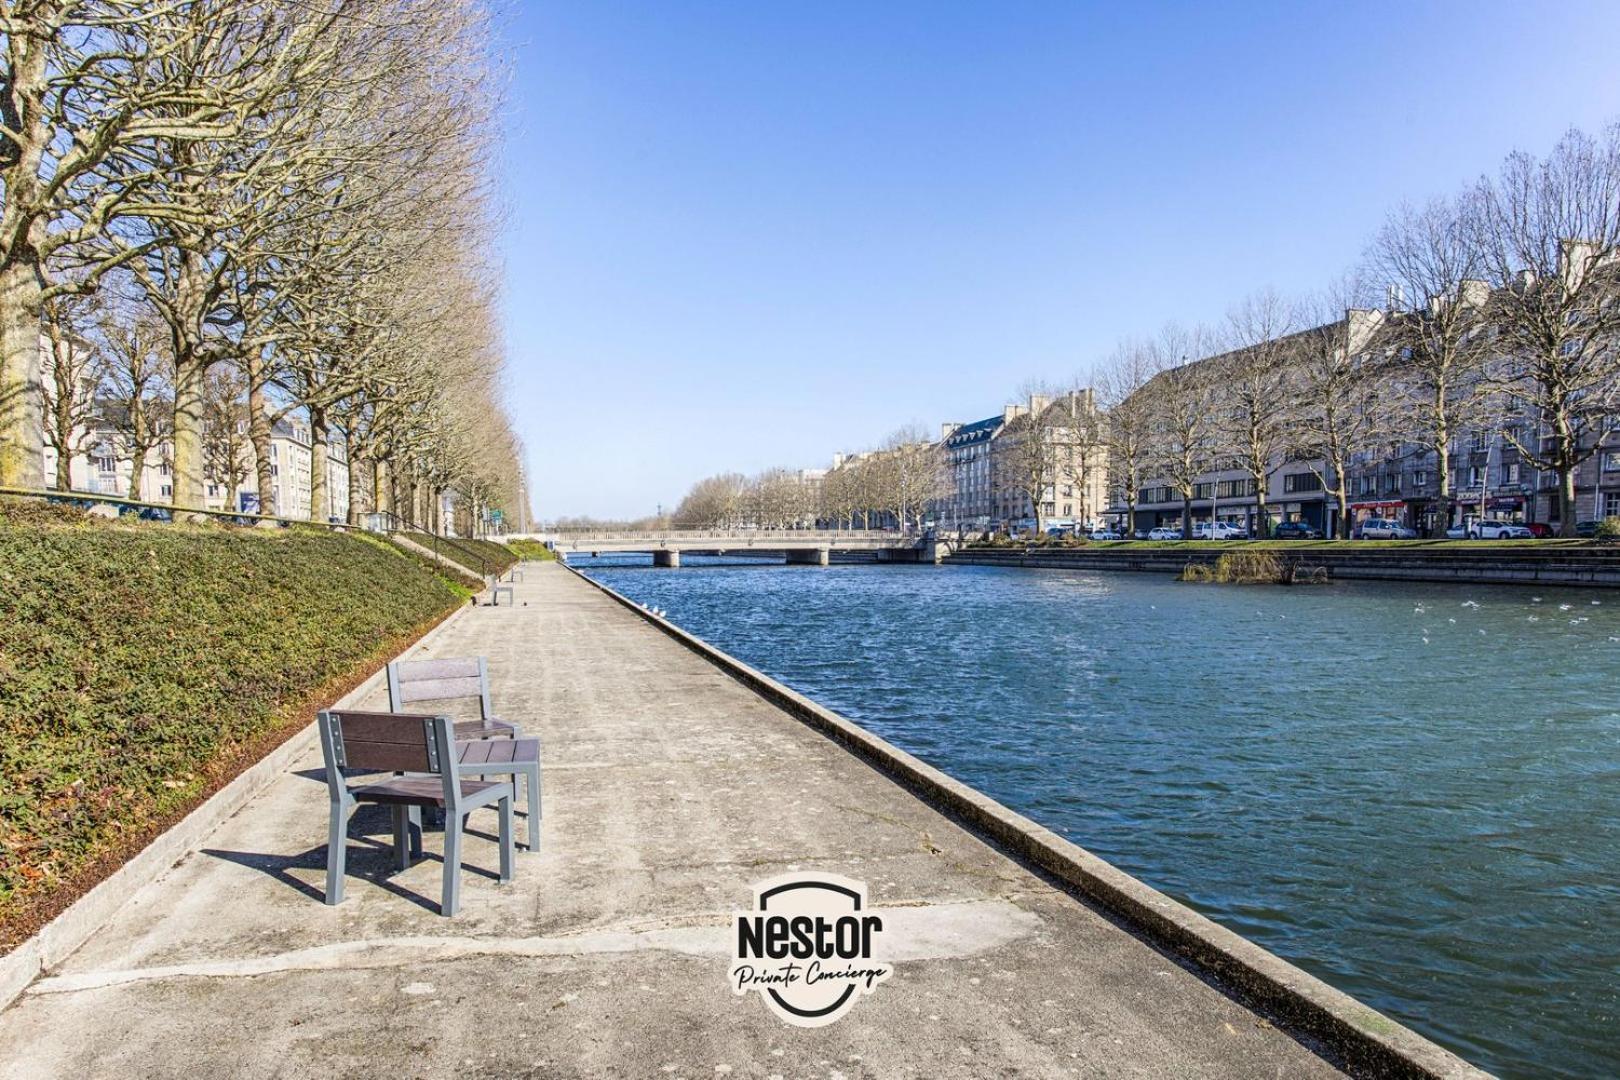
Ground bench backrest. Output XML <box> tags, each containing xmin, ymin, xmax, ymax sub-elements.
<box><xmin>387</xmin><ymin>656</ymin><xmax>492</xmax><ymax>719</ymax></box>
<box><xmin>318</xmin><ymin>709</ymin><xmax>464</xmax><ymax>809</ymax></box>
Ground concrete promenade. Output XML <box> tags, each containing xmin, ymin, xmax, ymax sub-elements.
<box><xmin>1</xmin><ymin>563</ymin><xmax>1356</xmax><ymax>1078</ymax></box>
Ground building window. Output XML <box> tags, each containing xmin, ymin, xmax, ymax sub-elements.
<box><xmin>1284</xmin><ymin>472</ymin><xmax>1323</xmax><ymax>493</ymax></box>
<box><xmin>1604</xmin><ymin>491</ymin><xmax>1620</xmax><ymax>518</ymax></box>
<box><xmin>1384</xmin><ymin>475</ymin><xmax>1400</xmax><ymax>494</ymax></box>
<box><xmin>1501</xmin><ymin>463</ymin><xmax>1520</xmax><ymax>485</ymax></box>
<box><xmin>1414</xmin><ymin>471</ymin><xmax>1429</xmax><ymax>487</ymax></box>
<box><xmin>1193</xmin><ymin>483</ymin><xmax>1212</xmax><ymax>499</ymax></box>
<box><xmin>1603</xmin><ymin>451</ymin><xmax>1620</xmax><ymax>472</ymax></box>
<box><xmin>160</xmin><ymin>484</ymin><xmax>172</xmax><ymax>497</ymax></box>
<box><xmin>1468</xmin><ymin>466</ymin><xmax>1485</xmax><ymax>487</ymax></box>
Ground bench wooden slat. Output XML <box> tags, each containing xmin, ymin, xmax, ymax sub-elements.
<box><xmin>396</xmin><ymin>676</ymin><xmax>484</xmax><ymax>703</ymax></box>
<box><xmin>341</xmin><ymin>740</ymin><xmax>432</xmax><ymax>773</ymax></box>
<box><xmin>333</xmin><ymin>711</ymin><xmax>433</xmax><ymax>745</ymax></box>
<box><xmin>396</xmin><ymin>658</ymin><xmax>480</xmax><ymax>681</ymax></box>
<box><xmin>351</xmin><ymin>776</ymin><xmax>506</xmax><ymax>807</ymax></box>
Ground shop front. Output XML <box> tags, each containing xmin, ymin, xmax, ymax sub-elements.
<box><xmin>1349</xmin><ymin>500</ymin><xmax>1408</xmax><ymax>530</ymax></box>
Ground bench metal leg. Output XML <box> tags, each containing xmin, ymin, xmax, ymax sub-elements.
<box><xmin>407</xmin><ymin>805</ymin><xmax>423</xmax><ymax>857</ymax></box>
<box><xmin>325</xmin><ymin>801</ymin><xmax>351</xmax><ymax>905</ymax></box>
<box><xmin>498</xmin><ymin>795</ymin><xmax>515</xmax><ymax>883</ymax></box>
<box><xmin>441</xmin><ymin>814</ymin><xmax>463</xmax><ymax>916</ymax></box>
<box><xmin>524</xmin><ymin>762</ymin><xmax>541</xmax><ymax>853</ymax></box>
<box><xmin>391</xmin><ymin>806</ymin><xmax>411</xmax><ymax>870</ymax></box>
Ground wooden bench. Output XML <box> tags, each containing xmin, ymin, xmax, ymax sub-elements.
<box><xmin>317</xmin><ymin>709</ymin><xmax>515</xmax><ymax>916</ymax></box>
<box><xmin>457</xmin><ymin>738</ymin><xmax>541</xmax><ymax>853</ymax></box>
<box><xmin>387</xmin><ymin>656</ymin><xmax>522</xmax><ymax>741</ymax></box>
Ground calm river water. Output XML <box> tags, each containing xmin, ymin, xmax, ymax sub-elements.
<box><xmin>577</xmin><ymin>557</ymin><xmax>1620</xmax><ymax>1079</ymax></box>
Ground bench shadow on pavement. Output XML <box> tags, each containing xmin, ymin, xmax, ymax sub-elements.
<box><xmin>202</xmin><ymin>805</ymin><xmax>505</xmax><ymax>916</ymax></box>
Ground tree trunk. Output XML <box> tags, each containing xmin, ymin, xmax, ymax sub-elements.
<box><xmin>1255</xmin><ymin>489</ymin><xmax>1270</xmax><ymax>538</ymax></box>
<box><xmin>346</xmin><ymin>449</ymin><xmax>364</xmax><ymax>525</ymax></box>
<box><xmin>1559</xmin><ymin>464</ymin><xmax>1578</xmax><ymax>536</ymax></box>
<box><xmin>128</xmin><ymin>444</ymin><xmax>149</xmax><ymax>501</ymax></box>
<box><xmin>0</xmin><ymin>256</ymin><xmax>45</xmax><ymax>488</ymax></box>
<box><xmin>1334</xmin><ymin>483</ymin><xmax>1350</xmax><ymax>540</ymax></box>
<box><xmin>308</xmin><ymin>407</ymin><xmax>328</xmax><ymax>523</ymax></box>
<box><xmin>1181</xmin><ymin>496</ymin><xmax>1193</xmax><ymax>540</ymax></box>
<box><xmin>1427</xmin><ymin>442</ymin><xmax>1449</xmax><ymax>538</ymax></box>
<box><xmin>246</xmin><ymin>358</ymin><xmax>274</xmax><ymax>515</ymax></box>
<box><xmin>170</xmin><ymin>352</ymin><xmax>206</xmax><ymax>512</ymax></box>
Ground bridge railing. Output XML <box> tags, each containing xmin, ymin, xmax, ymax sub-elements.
<box><xmin>548</xmin><ymin>528</ymin><xmax>906</xmax><ymax>542</ymax></box>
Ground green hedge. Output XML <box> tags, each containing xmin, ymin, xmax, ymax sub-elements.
<box><xmin>0</xmin><ymin>501</ymin><xmax>465</xmax><ymax>947</ymax></box>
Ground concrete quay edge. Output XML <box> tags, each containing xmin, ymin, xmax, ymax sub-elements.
<box><xmin>562</xmin><ymin>560</ymin><xmax>1494</xmax><ymax>1080</ymax></box>
<box><xmin>946</xmin><ymin>547</ymin><xmax>1620</xmax><ymax>588</ymax></box>
<box><xmin>0</xmin><ymin>588</ymin><xmax>488</xmax><ymax>1014</ymax></box>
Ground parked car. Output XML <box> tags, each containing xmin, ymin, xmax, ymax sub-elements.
<box><xmin>1358</xmin><ymin>517</ymin><xmax>1418</xmax><ymax>540</ymax></box>
<box><xmin>1191</xmin><ymin>521</ymin><xmax>1247</xmax><ymax>540</ymax></box>
<box><xmin>1472</xmin><ymin>520</ymin><xmax>1533</xmax><ymax>540</ymax></box>
<box><xmin>1272</xmin><ymin>521</ymin><xmax>1322</xmax><ymax>540</ymax></box>
<box><xmin>1445</xmin><ymin>523</ymin><xmax>1469</xmax><ymax>540</ymax></box>
<box><xmin>1576</xmin><ymin>520</ymin><xmax>1599</xmax><ymax>538</ymax></box>
<box><xmin>1147</xmin><ymin>526</ymin><xmax>1183</xmax><ymax>541</ymax></box>
<box><xmin>1524</xmin><ymin>522</ymin><xmax>1554</xmax><ymax>538</ymax></box>
<box><xmin>1089</xmin><ymin>527</ymin><xmax>1124</xmax><ymax>540</ymax></box>
<box><xmin>1132</xmin><ymin>528</ymin><xmax>1153</xmax><ymax>540</ymax></box>
<box><xmin>118</xmin><ymin>504</ymin><xmax>173</xmax><ymax>523</ymax></box>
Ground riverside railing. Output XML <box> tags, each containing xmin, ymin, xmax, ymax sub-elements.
<box><xmin>0</xmin><ymin>485</ymin><xmax>351</xmax><ymax>531</ymax></box>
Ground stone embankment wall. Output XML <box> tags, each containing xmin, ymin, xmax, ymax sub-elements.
<box><xmin>946</xmin><ymin>546</ymin><xmax>1620</xmax><ymax>587</ymax></box>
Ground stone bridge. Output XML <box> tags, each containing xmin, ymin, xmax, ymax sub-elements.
<box><xmin>507</xmin><ymin>529</ymin><xmax>940</xmax><ymax>567</ymax></box>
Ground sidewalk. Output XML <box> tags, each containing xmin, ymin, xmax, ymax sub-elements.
<box><xmin>0</xmin><ymin>562</ymin><xmax>1346</xmax><ymax>1078</ymax></box>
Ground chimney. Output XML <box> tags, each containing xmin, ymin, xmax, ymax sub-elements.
<box><xmin>1346</xmin><ymin>308</ymin><xmax>1384</xmax><ymax>354</ymax></box>
<box><xmin>941</xmin><ymin>422</ymin><xmax>961</xmax><ymax>441</ymax></box>
<box><xmin>1561</xmin><ymin>239</ymin><xmax>1598</xmax><ymax>291</ymax></box>
<box><xmin>1514</xmin><ymin>268</ymin><xmax>1537</xmax><ymax>292</ymax></box>
<box><xmin>1459</xmin><ymin>279</ymin><xmax>1490</xmax><ymax>309</ymax></box>
<box><xmin>1002</xmin><ymin>404</ymin><xmax>1027</xmax><ymax>423</ymax></box>
<box><xmin>1028</xmin><ymin>393</ymin><xmax>1051</xmax><ymax>414</ymax></box>
<box><xmin>1386</xmin><ymin>283</ymin><xmax>1404</xmax><ymax>311</ymax></box>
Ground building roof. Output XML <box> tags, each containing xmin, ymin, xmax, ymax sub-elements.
<box><xmin>946</xmin><ymin>415</ymin><xmax>1005</xmax><ymax>447</ymax></box>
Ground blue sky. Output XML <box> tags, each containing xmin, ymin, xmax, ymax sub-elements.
<box><xmin>494</xmin><ymin>2</ymin><xmax>1620</xmax><ymax>520</ymax></box>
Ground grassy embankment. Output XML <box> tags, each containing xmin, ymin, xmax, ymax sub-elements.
<box><xmin>505</xmin><ymin>538</ymin><xmax>556</xmax><ymax>561</ymax></box>
<box><xmin>0</xmin><ymin>499</ymin><xmax>471</xmax><ymax>950</ymax></box>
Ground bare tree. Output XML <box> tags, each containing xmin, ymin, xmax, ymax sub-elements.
<box><xmin>200</xmin><ymin>365</ymin><xmax>250</xmax><ymax>509</ymax></box>
<box><xmin>1212</xmin><ymin>291</ymin><xmax>1298</xmax><ymax>536</ymax></box>
<box><xmin>1097</xmin><ymin>340</ymin><xmax>1157</xmax><ymax>534</ymax></box>
<box><xmin>1364</xmin><ymin>196</ymin><xmax>1494</xmax><ymax>535</ymax></box>
<box><xmin>100</xmin><ymin>306</ymin><xmax>172</xmax><ymax>500</ymax></box>
<box><xmin>1289</xmin><ymin>286</ymin><xmax>1389</xmax><ymax>538</ymax></box>
<box><xmin>1472</xmin><ymin>124</ymin><xmax>1620</xmax><ymax>534</ymax></box>
<box><xmin>39</xmin><ymin>291</ymin><xmax>104</xmax><ymax>490</ymax></box>
<box><xmin>1144</xmin><ymin>325</ymin><xmax>1217</xmax><ymax>539</ymax></box>
<box><xmin>993</xmin><ymin>382</ymin><xmax>1069</xmax><ymax>536</ymax></box>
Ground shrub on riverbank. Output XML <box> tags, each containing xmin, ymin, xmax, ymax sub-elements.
<box><xmin>0</xmin><ymin>500</ymin><xmax>465</xmax><ymax>949</ymax></box>
<box><xmin>1181</xmin><ymin>550</ymin><xmax>1291</xmax><ymax>584</ymax></box>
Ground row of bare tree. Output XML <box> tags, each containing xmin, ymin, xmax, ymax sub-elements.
<box><xmin>1</xmin><ymin>1</ymin><xmax>524</xmax><ymax>527</ymax></box>
<box><xmin>1096</xmin><ymin>123</ymin><xmax>1620</xmax><ymax>538</ymax></box>
<box><xmin>672</xmin><ymin>425</ymin><xmax>952</xmax><ymax>531</ymax></box>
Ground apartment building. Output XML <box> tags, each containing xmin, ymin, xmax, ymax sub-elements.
<box><xmin>42</xmin><ymin>410</ymin><xmax>349</xmax><ymax>522</ymax></box>
<box><xmin>940</xmin><ymin>390</ymin><xmax>1110</xmax><ymax>533</ymax></box>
